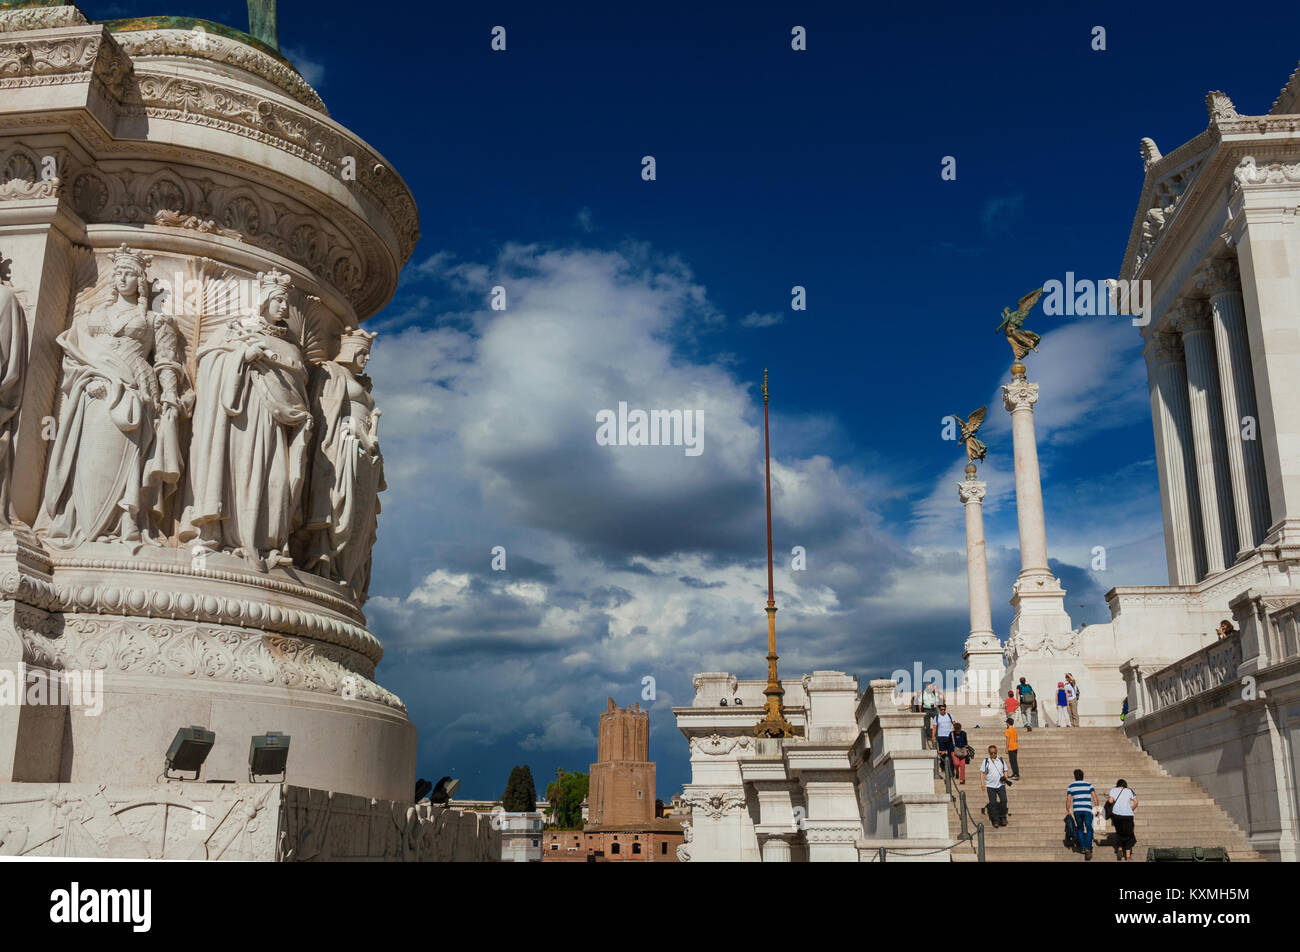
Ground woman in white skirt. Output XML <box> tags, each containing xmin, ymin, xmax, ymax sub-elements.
<box><xmin>1055</xmin><ymin>682</ymin><xmax>1070</xmax><ymax>727</ymax></box>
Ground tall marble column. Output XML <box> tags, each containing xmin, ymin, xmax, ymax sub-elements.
<box><xmin>1200</xmin><ymin>258</ymin><xmax>1271</xmax><ymax>555</ymax></box>
<box><xmin>959</xmin><ymin>466</ymin><xmax>1003</xmax><ymax>682</ymax></box>
<box><xmin>1147</xmin><ymin>331</ymin><xmax>1206</xmax><ymax>584</ymax></box>
<box><xmin>1002</xmin><ymin>362</ymin><xmax>1071</xmax><ymax>639</ymax></box>
<box><xmin>1003</xmin><ymin>366</ymin><xmax>1049</xmax><ymax>579</ymax></box>
<box><xmin>1171</xmin><ymin>300</ymin><xmax>1237</xmax><ymax>575</ymax></box>
<box><xmin>1230</xmin><ymin>184</ymin><xmax>1300</xmax><ymax>548</ymax></box>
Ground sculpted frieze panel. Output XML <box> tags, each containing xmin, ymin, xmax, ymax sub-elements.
<box><xmin>21</xmin><ymin>613</ymin><xmax>402</xmax><ymax>709</ymax></box>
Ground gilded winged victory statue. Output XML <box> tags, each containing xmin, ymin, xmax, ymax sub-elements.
<box><xmin>995</xmin><ymin>287</ymin><xmax>1044</xmax><ymax>361</ymax></box>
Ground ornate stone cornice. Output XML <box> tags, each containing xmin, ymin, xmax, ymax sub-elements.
<box><xmin>1001</xmin><ymin>377</ymin><xmax>1038</xmax><ymax>413</ymax></box>
<box><xmin>957</xmin><ymin>477</ymin><xmax>986</xmax><ymax>505</ymax></box>
<box><xmin>1231</xmin><ymin>155</ymin><xmax>1300</xmax><ymax>192</ymax></box>
<box><xmin>112</xmin><ymin>28</ymin><xmax>326</xmax><ymax>114</ymax></box>
<box><xmin>0</xmin><ymin>545</ymin><xmax>380</xmax><ymax>663</ymax></box>
<box><xmin>121</xmin><ymin>70</ymin><xmax>418</xmax><ymax>264</ymax></box>
<box><xmin>0</xmin><ymin>24</ymin><xmax>419</xmax><ymax>311</ymax></box>
<box><xmin>0</xmin><ymin>4</ymin><xmax>88</xmax><ymax>33</ymax></box>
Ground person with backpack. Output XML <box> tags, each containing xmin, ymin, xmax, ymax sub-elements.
<box><xmin>1106</xmin><ymin>779</ymin><xmax>1139</xmax><ymax>861</ymax></box>
<box><xmin>981</xmin><ymin>745</ymin><xmax>1010</xmax><ymax>828</ymax></box>
<box><xmin>1055</xmin><ymin>681</ymin><xmax>1069</xmax><ymax>727</ymax></box>
<box><xmin>1066</xmin><ymin>768</ymin><xmax>1098</xmax><ymax>860</ymax></box>
<box><xmin>950</xmin><ymin>722</ymin><xmax>969</xmax><ymax>785</ymax></box>
<box><xmin>1065</xmin><ymin>673</ymin><xmax>1081</xmax><ymax>727</ymax></box>
<box><xmin>1016</xmin><ymin>677</ymin><xmax>1036</xmax><ymax>730</ymax></box>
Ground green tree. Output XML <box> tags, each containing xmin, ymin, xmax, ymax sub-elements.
<box><xmin>501</xmin><ymin>764</ymin><xmax>537</xmax><ymax>812</ymax></box>
<box><xmin>519</xmin><ymin>765</ymin><xmax>537</xmax><ymax>811</ymax></box>
<box><xmin>544</xmin><ymin>769</ymin><xmax>589</xmax><ymax>829</ymax></box>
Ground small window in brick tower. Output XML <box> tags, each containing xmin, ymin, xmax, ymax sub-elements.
<box><xmin>632</xmin><ymin>842</ymin><xmax>642</xmax><ymax>855</ymax></box>
<box><xmin>661</xmin><ymin>842</ymin><xmax>667</xmax><ymax>854</ymax></box>
<box><xmin>637</xmin><ymin>790</ymin><xmax>643</xmax><ymax>798</ymax></box>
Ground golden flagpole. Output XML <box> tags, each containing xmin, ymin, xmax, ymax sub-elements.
<box><xmin>755</xmin><ymin>368</ymin><xmax>795</xmax><ymax>738</ymax></box>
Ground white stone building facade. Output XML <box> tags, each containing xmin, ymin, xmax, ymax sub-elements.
<box><xmin>1102</xmin><ymin>77</ymin><xmax>1300</xmax><ymax>861</ymax></box>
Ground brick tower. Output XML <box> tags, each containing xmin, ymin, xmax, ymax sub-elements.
<box><xmin>587</xmin><ymin>698</ymin><xmax>654</xmax><ymax>826</ymax></box>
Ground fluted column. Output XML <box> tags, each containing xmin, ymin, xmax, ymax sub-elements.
<box><xmin>959</xmin><ymin>470</ymin><xmax>993</xmax><ymax>638</ymax></box>
<box><xmin>1147</xmin><ymin>331</ymin><xmax>1205</xmax><ymax>583</ymax></box>
<box><xmin>1002</xmin><ymin>367</ymin><xmax>1051</xmax><ymax>579</ymax></box>
<box><xmin>1199</xmin><ymin>258</ymin><xmax>1271</xmax><ymax>554</ymax></box>
<box><xmin>1001</xmin><ymin>361</ymin><xmax>1070</xmax><ymax>654</ymax></box>
<box><xmin>959</xmin><ymin>467</ymin><xmax>1003</xmax><ymax>685</ymax></box>
<box><xmin>1170</xmin><ymin>299</ymin><xmax>1237</xmax><ymax>575</ymax></box>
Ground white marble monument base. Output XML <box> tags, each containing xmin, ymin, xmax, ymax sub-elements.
<box><xmin>0</xmin><ymin>782</ymin><xmax>500</xmax><ymax>861</ymax></box>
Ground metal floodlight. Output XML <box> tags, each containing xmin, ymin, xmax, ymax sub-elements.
<box><xmin>431</xmin><ymin>776</ymin><xmax>461</xmax><ymax>804</ymax></box>
<box><xmin>165</xmin><ymin>726</ymin><xmax>215</xmax><ymax>780</ymax></box>
<box><xmin>248</xmin><ymin>731</ymin><xmax>290</xmax><ymax>782</ymax></box>
<box><xmin>415</xmin><ymin>778</ymin><xmax>433</xmax><ymax>802</ymax></box>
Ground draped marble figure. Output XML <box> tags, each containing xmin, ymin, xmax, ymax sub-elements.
<box><xmin>41</xmin><ymin>245</ymin><xmax>186</xmax><ymax>545</ymax></box>
<box><xmin>0</xmin><ymin>270</ymin><xmax>27</xmax><ymax>528</ymax></box>
<box><xmin>298</xmin><ymin>327</ymin><xmax>385</xmax><ymax>598</ymax></box>
<box><xmin>179</xmin><ymin>270</ymin><xmax>312</xmax><ymax>570</ymax></box>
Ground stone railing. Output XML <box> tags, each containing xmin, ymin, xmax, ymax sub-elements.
<box><xmin>1145</xmin><ymin>633</ymin><xmax>1241</xmax><ymax>715</ymax></box>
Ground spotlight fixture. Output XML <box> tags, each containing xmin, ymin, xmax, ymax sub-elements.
<box><xmin>415</xmin><ymin>778</ymin><xmax>433</xmax><ymax>801</ymax></box>
<box><xmin>431</xmin><ymin>776</ymin><xmax>461</xmax><ymax>804</ymax></box>
<box><xmin>719</xmin><ymin>698</ymin><xmax>728</xmax><ymax>706</ymax></box>
<box><xmin>248</xmin><ymin>731</ymin><xmax>290</xmax><ymax>782</ymax></box>
<box><xmin>165</xmin><ymin>726</ymin><xmax>215</xmax><ymax>781</ymax></box>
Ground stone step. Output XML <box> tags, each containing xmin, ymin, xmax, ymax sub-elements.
<box><xmin>939</xmin><ymin>714</ymin><xmax>1262</xmax><ymax>861</ymax></box>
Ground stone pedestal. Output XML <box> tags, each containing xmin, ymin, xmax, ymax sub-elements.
<box><xmin>0</xmin><ymin>6</ymin><xmax>420</xmax><ymax>817</ymax></box>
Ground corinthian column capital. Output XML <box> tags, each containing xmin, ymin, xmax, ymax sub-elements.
<box><xmin>1194</xmin><ymin>257</ymin><xmax>1240</xmax><ymax>298</ymax></box>
<box><xmin>1150</xmin><ymin>329</ymin><xmax>1186</xmax><ymax>365</ymax></box>
<box><xmin>1002</xmin><ymin>377</ymin><xmax>1038</xmax><ymax>413</ymax></box>
<box><xmin>958</xmin><ymin>477</ymin><xmax>987</xmax><ymax>505</ymax></box>
<box><xmin>1167</xmin><ymin>299</ymin><xmax>1211</xmax><ymax>335</ymax></box>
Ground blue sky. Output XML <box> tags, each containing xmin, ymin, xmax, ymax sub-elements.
<box><xmin>90</xmin><ymin>1</ymin><xmax>1300</xmax><ymax>799</ymax></box>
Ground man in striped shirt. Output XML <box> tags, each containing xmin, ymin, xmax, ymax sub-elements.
<box><xmin>1066</xmin><ymin>769</ymin><xmax>1099</xmax><ymax>860</ymax></box>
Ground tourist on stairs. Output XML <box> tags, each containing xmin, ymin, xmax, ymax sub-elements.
<box><xmin>1004</xmin><ymin>718</ymin><xmax>1021</xmax><ymax>779</ymax></box>
<box><xmin>1003</xmin><ymin>690</ymin><xmax>1019</xmax><ymax>725</ymax></box>
<box><xmin>1016</xmin><ymin>677</ymin><xmax>1036</xmax><ymax>730</ymax></box>
<box><xmin>981</xmin><ymin>745</ymin><xmax>1010</xmax><ymax>828</ymax></box>
<box><xmin>1107</xmin><ymin>780</ymin><xmax>1139</xmax><ymax>861</ymax></box>
<box><xmin>950</xmin><ymin>722</ymin><xmax>969</xmax><ymax>784</ymax></box>
<box><xmin>1055</xmin><ymin>682</ymin><xmax>1069</xmax><ymax>727</ymax></box>
<box><xmin>1065</xmin><ymin>674</ymin><xmax>1081</xmax><ymax>727</ymax></box>
<box><xmin>1067</xmin><ymin>769</ymin><xmax>1098</xmax><ymax>860</ymax></box>
<box><xmin>933</xmin><ymin>704</ymin><xmax>955</xmax><ymax>774</ymax></box>
<box><xmin>920</xmin><ymin>680</ymin><xmax>941</xmax><ymax>748</ymax></box>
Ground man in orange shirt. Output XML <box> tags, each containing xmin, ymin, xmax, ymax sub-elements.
<box><xmin>1004</xmin><ymin>718</ymin><xmax>1021</xmax><ymax>780</ymax></box>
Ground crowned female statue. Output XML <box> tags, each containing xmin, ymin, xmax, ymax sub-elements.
<box><xmin>298</xmin><ymin>327</ymin><xmax>385</xmax><ymax>598</ymax></box>
<box><xmin>179</xmin><ymin>270</ymin><xmax>312</xmax><ymax>570</ymax></box>
<box><xmin>40</xmin><ymin>244</ymin><xmax>187</xmax><ymax>545</ymax></box>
